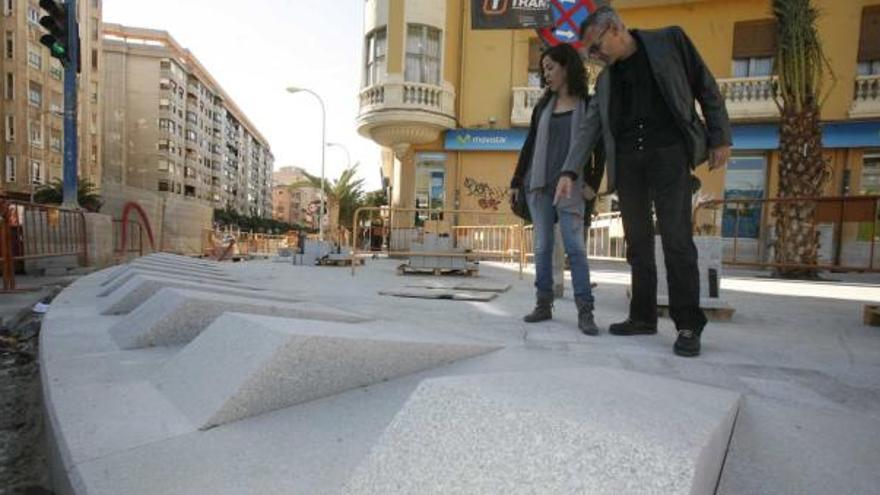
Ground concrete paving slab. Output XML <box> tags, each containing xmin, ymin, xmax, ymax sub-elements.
<box><xmin>97</xmin><ymin>268</ymin><xmax>255</xmax><ymax>297</ymax></box>
<box><xmin>98</xmin><ymin>274</ymin><xmax>294</xmax><ymax>315</ymax></box>
<box><xmin>109</xmin><ymin>288</ymin><xmax>370</xmax><ymax>349</ymax></box>
<box><xmin>344</xmin><ymin>368</ymin><xmax>741</xmax><ymax>495</ymax></box>
<box><xmin>154</xmin><ymin>313</ymin><xmax>502</xmax><ymax>429</ymax></box>
<box><xmin>378</xmin><ymin>288</ymin><xmax>498</xmax><ymax>301</ymax></box>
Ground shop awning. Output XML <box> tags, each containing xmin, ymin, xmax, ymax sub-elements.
<box><xmin>732</xmin><ymin>121</ymin><xmax>880</xmax><ymax>150</ymax></box>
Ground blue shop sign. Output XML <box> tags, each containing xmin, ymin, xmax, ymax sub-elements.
<box><xmin>731</xmin><ymin>121</ymin><xmax>880</xmax><ymax>150</ymax></box>
<box><xmin>444</xmin><ymin>129</ymin><xmax>528</xmax><ymax>151</ymax></box>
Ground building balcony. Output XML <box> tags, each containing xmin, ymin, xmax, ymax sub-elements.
<box><xmin>357</xmin><ymin>76</ymin><xmax>456</xmax><ymax>153</ymax></box>
<box><xmin>716</xmin><ymin>76</ymin><xmax>779</xmax><ymax>121</ymax></box>
<box><xmin>850</xmin><ymin>74</ymin><xmax>880</xmax><ymax>119</ymax></box>
<box><xmin>510</xmin><ymin>87</ymin><xmax>544</xmax><ymax>127</ymax></box>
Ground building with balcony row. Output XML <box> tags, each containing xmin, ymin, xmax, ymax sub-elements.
<box><xmin>1</xmin><ymin>0</ymin><xmax>103</xmax><ymax>199</ymax></box>
<box><xmin>357</xmin><ymin>0</ymin><xmax>880</xmax><ymax>264</ymax></box>
<box><xmin>272</xmin><ymin>165</ymin><xmax>322</xmax><ymax>228</ymax></box>
<box><xmin>101</xmin><ymin>23</ymin><xmax>274</xmax><ymax>219</ymax></box>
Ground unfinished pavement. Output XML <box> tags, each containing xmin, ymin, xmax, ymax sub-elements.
<box><xmin>40</xmin><ymin>254</ymin><xmax>880</xmax><ymax>494</ymax></box>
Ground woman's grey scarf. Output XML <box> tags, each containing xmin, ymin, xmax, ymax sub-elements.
<box><xmin>528</xmin><ymin>94</ymin><xmax>586</xmax><ymax>193</ymax></box>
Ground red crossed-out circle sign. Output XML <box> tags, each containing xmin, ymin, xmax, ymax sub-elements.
<box><xmin>538</xmin><ymin>0</ymin><xmax>599</xmax><ymax>49</ymax></box>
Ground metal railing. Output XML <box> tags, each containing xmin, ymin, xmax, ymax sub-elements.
<box><xmin>350</xmin><ymin>206</ymin><xmax>528</xmax><ymax>276</ymax></box>
<box><xmin>0</xmin><ymin>197</ymin><xmax>88</xmax><ymax>290</ymax></box>
<box><xmin>693</xmin><ymin>195</ymin><xmax>880</xmax><ymax>272</ymax></box>
<box><xmin>113</xmin><ymin>219</ymin><xmax>145</xmax><ymax>260</ymax></box>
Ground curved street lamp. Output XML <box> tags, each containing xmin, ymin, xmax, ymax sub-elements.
<box><xmin>286</xmin><ymin>86</ymin><xmax>326</xmax><ymax>241</ymax></box>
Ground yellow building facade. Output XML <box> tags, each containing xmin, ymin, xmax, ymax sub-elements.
<box><xmin>357</xmin><ymin>0</ymin><xmax>880</xmax><ymax>263</ymax></box>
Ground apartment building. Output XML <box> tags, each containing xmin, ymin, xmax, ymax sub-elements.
<box><xmin>357</xmin><ymin>0</ymin><xmax>880</xmax><ymax>264</ymax></box>
<box><xmin>101</xmin><ymin>23</ymin><xmax>273</xmax><ymax>219</ymax></box>
<box><xmin>1</xmin><ymin>0</ymin><xmax>103</xmax><ymax>198</ymax></box>
<box><xmin>272</xmin><ymin>165</ymin><xmax>321</xmax><ymax>228</ymax></box>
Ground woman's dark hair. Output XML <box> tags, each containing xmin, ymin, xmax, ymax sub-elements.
<box><xmin>539</xmin><ymin>43</ymin><xmax>589</xmax><ymax>99</ymax></box>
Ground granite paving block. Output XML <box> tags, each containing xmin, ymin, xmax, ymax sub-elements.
<box><xmin>110</xmin><ymin>288</ymin><xmax>370</xmax><ymax>349</ymax></box>
<box><xmin>344</xmin><ymin>368</ymin><xmax>741</xmax><ymax>495</ymax></box>
<box><xmin>154</xmin><ymin>313</ymin><xmax>501</xmax><ymax>429</ymax></box>
<box><xmin>99</xmin><ymin>274</ymin><xmax>292</xmax><ymax>315</ymax></box>
<box><xmin>97</xmin><ymin>268</ymin><xmax>252</xmax><ymax>297</ymax></box>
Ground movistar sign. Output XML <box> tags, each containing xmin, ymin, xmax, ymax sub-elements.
<box><xmin>445</xmin><ymin>129</ymin><xmax>528</xmax><ymax>151</ymax></box>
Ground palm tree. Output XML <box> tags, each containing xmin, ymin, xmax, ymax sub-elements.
<box><xmin>771</xmin><ymin>0</ymin><xmax>835</xmax><ymax>278</ymax></box>
<box><xmin>290</xmin><ymin>164</ymin><xmax>365</xmax><ymax>236</ymax></box>
<box><xmin>33</xmin><ymin>178</ymin><xmax>103</xmax><ymax>212</ymax></box>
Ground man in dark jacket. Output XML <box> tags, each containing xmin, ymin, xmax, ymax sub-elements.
<box><xmin>556</xmin><ymin>6</ymin><xmax>732</xmax><ymax>357</ymax></box>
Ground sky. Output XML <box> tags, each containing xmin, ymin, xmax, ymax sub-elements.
<box><xmin>103</xmin><ymin>0</ymin><xmax>383</xmax><ymax>190</ymax></box>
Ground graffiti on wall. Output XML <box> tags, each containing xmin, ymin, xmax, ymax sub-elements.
<box><xmin>464</xmin><ymin>177</ymin><xmax>508</xmax><ymax>211</ymax></box>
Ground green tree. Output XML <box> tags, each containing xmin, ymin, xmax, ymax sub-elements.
<box><xmin>771</xmin><ymin>0</ymin><xmax>836</xmax><ymax>278</ymax></box>
<box><xmin>290</xmin><ymin>164</ymin><xmax>365</xmax><ymax>233</ymax></box>
<box><xmin>33</xmin><ymin>178</ymin><xmax>103</xmax><ymax>212</ymax></box>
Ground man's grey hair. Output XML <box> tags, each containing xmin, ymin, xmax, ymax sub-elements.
<box><xmin>579</xmin><ymin>6</ymin><xmax>624</xmax><ymax>39</ymax></box>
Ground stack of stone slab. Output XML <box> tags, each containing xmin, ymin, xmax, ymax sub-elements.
<box><xmin>655</xmin><ymin>235</ymin><xmax>734</xmax><ymax>319</ymax></box>
<box><xmin>407</xmin><ymin>233</ymin><xmax>475</xmax><ymax>272</ymax></box>
<box><xmin>293</xmin><ymin>239</ymin><xmax>333</xmax><ymax>266</ymax></box>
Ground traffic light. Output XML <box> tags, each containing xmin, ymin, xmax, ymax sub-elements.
<box><xmin>38</xmin><ymin>0</ymin><xmax>77</xmax><ymax>70</ymax></box>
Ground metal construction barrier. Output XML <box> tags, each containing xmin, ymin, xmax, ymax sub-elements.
<box><xmin>350</xmin><ymin>206</ymin><xmax>528</xmax><ymax>277</ymax></box>
<box><xmin>693</xmin><ymin>195</ymin><xmax>880</xmax><ymax>272</ymax></box>
<box><xmin>587</xmin><ymin>212</ymin><xmax>627</xmax><ymax>261</ymax></box>
<box><xmin>203</xmin><ymin>229</ymin><xmax>299</xmax><ymax>258</ymax></box>
<box><xmin>113</xmin><ymin>219</ymin><xmax>145</xmax><ymax>260</ymax></box>
<box><xmin>0</xmin><ymin>197</ymin><xmax>88</xmax><ymax>291</ymax></box>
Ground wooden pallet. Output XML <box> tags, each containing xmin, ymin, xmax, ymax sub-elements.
<box><xmin>396</xmin><ymin>263</ymin><xmax>478</xmax><ymax>277</ymax></box>
<box><xmin>318</xmin><ymin>257</ymin><xmax>364</xmax><ymax>267</ymax></box>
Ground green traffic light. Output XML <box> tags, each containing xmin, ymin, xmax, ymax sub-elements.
<box><xmin>50</xmin><ymin>42</ymin><xmax>65</xmax><ymax>57</ymax></box>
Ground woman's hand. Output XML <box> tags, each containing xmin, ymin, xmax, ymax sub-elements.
<box><xmin>554</xmin><ymin>176</ymin><xmax>573</xmax><ymax>205</ymax></box>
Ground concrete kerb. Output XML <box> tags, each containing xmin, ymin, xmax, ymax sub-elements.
<box><xmin>344</xmin><ymin>368</ymin><xmax>742</xmax><ymax>495</ymax></box>
<box><xmin>109</xmin><ymin>288</ymin><xmax>371</xmax><ymax>349</ymax></box>
<box><xmin>98</xmin><ymin>274</ymin><xmax>295</xmax><ymax>315</ymax></box>
<box><xmin>153</xmin><ymin>313</ymin><xmax>503</xmax><ymax>429</ymax></box>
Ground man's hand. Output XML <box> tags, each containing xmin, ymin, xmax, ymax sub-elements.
<box><xmin>708</xmin><ymin>145</ymin><xmax>731</xmax><ymax>171</ymax></box>
<box><xmin>509</xmin><ymin>188</ymin><xmax>518</xmax><ymax>209</ymax></box>
<box><xmin>554</xmin><ymin>176</ymin><xmax>573</xmax><ymax>205</ymax></box>
<box><xmin>583</xmin><ymin>184</ymin><xmax>596</xmax><ymax>201</ymax></box>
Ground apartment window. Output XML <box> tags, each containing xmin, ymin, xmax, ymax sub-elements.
<box><xmin>158</xmin><ymin>180</ymin><xmax>170</xmax><ymax>192</ymax></box>
<box><xmin>186</xmin><ymin>130</ymin><xmax>197</xmax><ymax>141</ymax></box>
<box><xmin>49</xmin><ymin>62</ymin><xmax>62</xmax><ymax>80</ymax></box>
<box><xmin>732</xmin><ymin>20</ymin><xmax>776</xmax><ymax>77</ymax></box>
<box><xmin>364</xmin><ymin>28</ymin><xmax>386</xmax><ymax>87</ymax></box>
<box><xmin>31</xmin><ymin>160</ymin><xmax>43</xmax><ymax>185</ymax></box>
<box><xmin>857</xmin><ymin>6</ymin><xmax>880</xmax><ymax>75</ymax></box>
<box><xmin>91</xmin><ymin>49</ymin><xmax>97</xmax><ymax>71</ymax></box>
<box><xmin>5</xmin><ymin>72</ymin><xmax>12</xmax><ymax>99</ymax></box>
<box><xmin>27</xmin><ymin>6</ymin><xmax>39</xmax><ymax>25</ymax></box>
<box><xmin>405</xmin><ymin>25</ymin><xmax>441</xmax><ymax>85</ymax></box>
<box><xmin>49</xmin><ymin>128</ymin><xmax>61</xmax><ymax>151</ymax></box>
<box><xmin>27</xmin><ymin>43</ymin><xmax>41</xmax><ymax>69</ymax></box>
<box><xmin>91</xmin><ymin>19</ymin><xmax>98</xmax><ymax>41</ymax></box>
<box><xmin>90</xmin><ymin>81</ymin><xmax>98</xmax><ymax>104</ymax></box>
<box><xmin>29</xmin><ymin>120</ymin><xmax>42</xmax><ymax>148</ymax></box>
<box><xmin>5</xmin><ymin>156</ymin><xmax>15</xmax><ymax>182</ymax></box>
<box><xmin>28</xmin><ymin>81</ymin><xmax>42</xmax><ymax>107</ymax></box>
<box><xmin>5</xmin><ymin>31</ymin><xmax>12</xmax><ymax>59</ymax></box>
<box><xmin>527</xmin><ymin>38</ymin><xmax>544</xmax><ymax>87</ymax></box>
<box><xmin>3</xmin><ymin>0</ymin><xmax>12</xmax><ymax>16</ymax></box>
<box><xmin>5</xmin><ymin>114</ymin><xmax>13</xmax><ymax>141</ymax></box>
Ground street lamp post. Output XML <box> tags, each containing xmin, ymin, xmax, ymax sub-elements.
<box><xmin>286</xmin><ymin>86</ymin><xmax>326</xmax><ymax>241</ymax></box>
<box><xmin>326</xmin><ymin>142</ymin><xmax>351</xmax><ymax>170</ymax></box>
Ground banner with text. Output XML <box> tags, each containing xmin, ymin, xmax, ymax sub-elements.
<box><xmin>471</xmin><ymin>0</ymin><xmax>554</xmax><ymax>30</ymax></box>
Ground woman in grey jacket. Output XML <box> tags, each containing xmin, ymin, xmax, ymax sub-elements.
<box><xmin>510</xmin><ymin>43</ymin><xmax>605</xmax><ymax>335</ymax></box>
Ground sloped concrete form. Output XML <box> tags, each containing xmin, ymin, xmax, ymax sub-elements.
<box><xmin>154</xmin><ymin>313</ymin><xmax>502</xmax><ymax>429</ymax></box>
<box><xmin>97</xmin><ymin>268</ymin><xmax>253</xmax><ymax>298</ymax></box>
<box><xmin>131</xmin><ymin>257</ymin><xmax>228</xmax><ymax>276</ymax></box>
<box><xmin>98</xmin><ymin>266</ymin><xmax>238</xmax><ymax>296</ymax></box>
<box><xmin>147</xmin><ymin>253</ymin><xmax>218</xmax><ymax>267</ymax></box>
<box><xmin>99</xmin><ymin>275</ymin><xmax>288</xmax><ymax>315</ymax></box>
<box><xmin>110</xmin><ymin>288</ymin><xmax>370</xmax><ymax>349</ymax></box>
<box><xmin>344</xmin><ymin>368</ymin><xmax>741</xmax><ymax>495</ymax></box>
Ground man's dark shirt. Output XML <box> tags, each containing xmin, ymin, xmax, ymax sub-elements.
<box><xmin>610</xmin><ymin>30</ymin><xmax>683</xmax><ymax>152</ymax></box>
